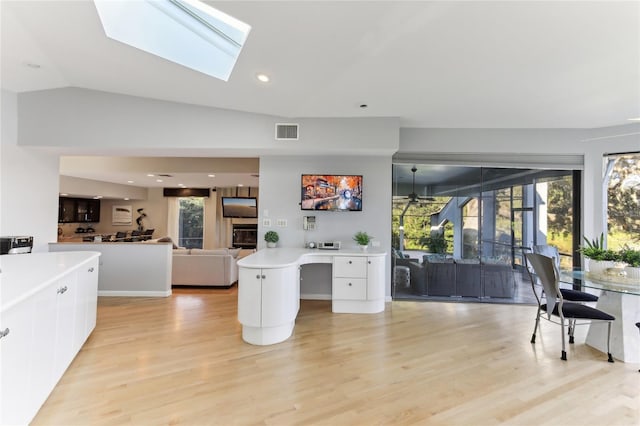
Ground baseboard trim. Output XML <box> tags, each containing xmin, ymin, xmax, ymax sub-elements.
<box><xmin>300</xmin><ymin>293</ymin><xmax>331</xmax><ymax>301</ymax></box>
<box><xmin>300</xmin><ymin>294</ymin><xmax>392</xmax><ymax>302</ymax></box>
<box><xmin>98</xmin><ymin>290</ymin><xmax>172</xmax><ymax>298</ymax></box>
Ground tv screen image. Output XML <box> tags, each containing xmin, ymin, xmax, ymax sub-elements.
<box><xmin>301</xmin><ymin>175</ymin><xmax>363</xmax><ymax>211</ymax></box>
<box><xmin>221</xmin><ymin>197</ymin><xmax>258</xmax><ymax>218</ymax></box>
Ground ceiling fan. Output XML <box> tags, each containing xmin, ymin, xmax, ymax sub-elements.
<box><xmin>398</xmin><ymin>166</ymin><xmax>435</xmax><ymax>203</ymax></box>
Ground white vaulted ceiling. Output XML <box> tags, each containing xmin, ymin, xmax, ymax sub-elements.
<box><xmin>2</xmin><ymin>0</ymin><xmax>639</xmax><ymax>129</ymax></box>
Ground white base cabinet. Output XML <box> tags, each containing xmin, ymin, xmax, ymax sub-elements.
<box><xmin>332</xmin><ymin>256</ymin><xmax>385</xmax><ymax>314</ymax></box>
<box><xmin>237</xmin><ymin>249</ymin><xmax>387</xmax><ymax>345</ymax></box>
<box><xmin>0</xmin><ymin>253</ymin><xmax>100</xmax><ymax>425</ymax></box>
<box><xmin>238</xmin><ymin>266</ymin><xmax>299</xmax><ymax>345</ymax></box>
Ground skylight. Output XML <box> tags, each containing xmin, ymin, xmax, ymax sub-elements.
<box><xmin>94</xmin><ymin>0</ymin><xmax>251</xmax><ymax>81</ymax></box>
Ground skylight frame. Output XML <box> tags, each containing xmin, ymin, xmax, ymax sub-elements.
<box><xmin>94</xmin><ymin>0</ymin><xmax>251</xmax><ymax>81</ymax></box>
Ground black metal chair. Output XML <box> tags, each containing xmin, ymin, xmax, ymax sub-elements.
<box><xmin>533</xmin><ymin>245</ymin><xmax>599</xmax><ymax>303</ymax></box>
<box><xmin>524</xmin><ymin>253</ymin><xmax>615</xmax><ymax>362</ymax></box>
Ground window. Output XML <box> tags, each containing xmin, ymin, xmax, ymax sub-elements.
<box><xmin>605</xmin><ymin>153</ymin><xmax>640</xmax><ymax>250</ymax></box>
<box><xmin>178</xmin><ymin>197</ymin><xmax>204</xmax><ymax>248</ymax></box>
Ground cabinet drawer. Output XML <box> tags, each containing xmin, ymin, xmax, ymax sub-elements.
<box><xmin>332</xmin><ymin>278</ymin><xmax>367</xmax><ymax>300</ymax></box>
<box><xmin>333</xmin><ymin>257</ymin><xmax>367</xmax><ymax>278</ymax></box>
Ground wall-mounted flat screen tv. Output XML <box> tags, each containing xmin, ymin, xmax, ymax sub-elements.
<box><xmin>301</xmin><ymin>174</ymin><xmax>363</xmax><ymax>211</ymax></box>
<box><xmin>221</xmin><ymin>197</ymin><xmax>258</xmax><ymax>218</ymax></box>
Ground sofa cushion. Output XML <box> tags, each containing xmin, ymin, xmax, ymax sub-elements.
<box><xmin>190</xmin><ymin>249</ymin><xmax>228</xmax><ymax>256</ymax></box>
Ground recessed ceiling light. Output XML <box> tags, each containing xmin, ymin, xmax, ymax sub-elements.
<box><xmin>179</xmin><ymin>183</ymin><xmax>186</xmax><ymax>187</ymax></box>
<box><xmin>237</xmin><ymin>184</ymin><xmax>244</xmax><ymax>187</ymax></box>
<box><xmin>94</xmin><ymin>195</ymin><xmax>103</xmax><ymax>199</ymax></box>
<box><xmin>127</xmin><ymin>180</ymin><xmax>134</xmax><ymax>184</ymax></box>
<box><xmin>256</xmin><ymin>73</ymin><xmax>270</xmax><ymax>83</ymax></box>
<box><xmin>60</xmin><ymin>193</ymin><xmax>68</xmax><ymax>196</ymax></box>
<box><xmin>208</xmin><ymin>174</ymin><xmax>216</xmax><ymax>177</ymax></box>
<box><xmin>147</xmin><ymin>174</ymin><xmax>154</xmax><ymax>177</ymax></box>
<box><xmin>124</xmin><ymin>198</ymin><xmax>130</xmax><ymax>201</ymax></box>
<box><xmin>156</xmin><ymin>179</ymin><xmax>163</xmax><ymax>183</ymax></box>
<box><xmin>628</xmin><ymin>117</ymin><xmax>640</xmax><ymax>121</ymax></box>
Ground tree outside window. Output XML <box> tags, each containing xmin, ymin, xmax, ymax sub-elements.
<box><xmin>178</xmin><ymin>197</ymin><xmax>204</xmax><ymax>249</ymax></box>
<box><xmin>606</xmin><ymin>154</ymin><xmax>640</xmax><ymax>250</ymax></box>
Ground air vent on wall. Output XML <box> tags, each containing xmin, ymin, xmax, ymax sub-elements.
<box><xmin>275</xmin><ymin>123</ymin><xmax>299</xmax><ymax>140</ymax></box>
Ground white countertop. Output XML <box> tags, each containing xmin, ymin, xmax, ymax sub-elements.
<box><xmin>237</xmin><ymin>247</ymin><xmax>386</xmax><ymax>269</ymax></box>
<box><xmin>0</xmin><ymin>251</ymin><xmax>101</xmax><ymax>312</ymax></box>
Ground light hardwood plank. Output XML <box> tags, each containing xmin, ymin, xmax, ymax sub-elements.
<box><xmin>33</xmin><ymin>288</ymin><xmax>640</xmax><ymax>425</ymax></box>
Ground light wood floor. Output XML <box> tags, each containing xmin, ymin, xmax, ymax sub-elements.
<box><xmin>34</xmin><ymin>288</ymin><xmax>639</xmax><ymax>425</ymax></box>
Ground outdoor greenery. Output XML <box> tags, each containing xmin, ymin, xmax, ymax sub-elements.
<box><xmin>353</xmin><ymin>231</ymin><xmax>373</xmax><ymax>246</ymax></box>
<box><xmin>178</xmin><ymin>197</ymin><xmax>204</xmax><ymax>249</ymax></box>
<box><xmin>607</xmin><ymin>154</ymin><xmax>640</xmax><ymax>250</ymax></box>
<box><xmin>391</xmin><ymin>199</ymin><xmax>452</xmax><ymax>251</ymax></box>
<box><xmin>419</xmin><ymin>233</ymin><xmax>447</xmax><ymax>253</ymax></box>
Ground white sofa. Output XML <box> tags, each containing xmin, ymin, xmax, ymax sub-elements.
<box><xmin>171</xmin><ymin>248</ymin><xmax>240</xmax><ymax>287</ymax></box>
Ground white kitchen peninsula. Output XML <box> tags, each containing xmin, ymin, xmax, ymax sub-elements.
<box><xmin>237</xmin><ymin>248</ymin><xmax>386</xmax><ymax>345</ymax></box>
<box><xmin>0</xmin><ymin>251</ymin><xmax>100</xmax><ymax>425</ymax></box>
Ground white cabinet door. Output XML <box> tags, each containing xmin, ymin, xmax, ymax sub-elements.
<box><xmin>0</xmin><ymin>301</ymin><xmax>35</xmax><ymax>426</ymax></box>
<box><xmin>333</xmin><ymin>257</ymin><xmax>367</xmax><ymax>278</ymax></box>
<box><xmin>238</xmin><ymin>267</ymin><xmax>262</xmax><ymax>327</ymax></box>
<box><xmin>333</xmin><ymin>277</ymin><xmax>367</xmax><ymax>300</ymax></box>
<box><xmin>29</xmin><ymin>286</ymin><xmax>58</xmax><ymax>417</ymax></box>
<box><xmin>77</xmin><ymin>258</ymin><xmax>99</xmax><ymax>343</ymax></box>
<box><xmin>366</xmin><ymin>256</ymin><xmax>385</xmax><ymax>300</ymax></box>
<box><xmin>53</xmin><ymin>272</ymin><xmax>79</xmax><ymax>383</ymax></box>
<box><xmin>261</xmin><ymin>267</ymin><xmax>298</xmax><ymax>327</ymax></box>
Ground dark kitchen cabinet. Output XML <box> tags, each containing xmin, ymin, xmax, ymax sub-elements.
<box><xmin>58</xmin><ymin>198</ymin><xmax>101</xmax><ymax>223</ymax></box>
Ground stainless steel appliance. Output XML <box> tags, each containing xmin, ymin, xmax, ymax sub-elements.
<box><xmin>0</xmin><ymin>236</ymin><xmax>34</xmax><ymax>254</ymax></box>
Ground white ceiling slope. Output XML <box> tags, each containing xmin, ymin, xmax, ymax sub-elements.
<box><xmin>2</xmin><ymin>0</ymin><xmax>639</xmax><ymax>129</ymax></box>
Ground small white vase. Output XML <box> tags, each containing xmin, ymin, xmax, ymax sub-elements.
<box><xmin>359</xmin><ymin>244</ymin><xmax>368</xmax><ymax>251</ymax></box>
<box><xmin>586</xmin><ymin>259</ymin><xmax>616</xmax><ymax>275</ymax></box>
<box><xmin>266</xmin><ymin>242</ymin><xmax>277</xmax><ymax>248</ymax></box>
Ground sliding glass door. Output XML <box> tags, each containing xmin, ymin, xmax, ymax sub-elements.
<box><xmin>391</xmin><ymin>164</ymin><xmax>577</xmax><ymax>303</ymax></box>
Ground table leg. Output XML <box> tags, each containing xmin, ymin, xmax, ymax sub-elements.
<box><xmin>585</xmin><ymin>291</ymin><xmax>640</xmax><ymax>363</ymax></box>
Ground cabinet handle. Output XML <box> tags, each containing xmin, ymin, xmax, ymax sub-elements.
<box><xmin>262</xmin><ymin>275</ymin><xmax>266</xmax><ymax>279</ymax></box>
<box><xmin>348</xmin><ymin>282</ymin><xmax>352</xmax><ymax>286</ymax></box>
<box><xmin>88</xmin><ymin>267</ymin><xmax>95</xmax><ymax>272</ymax></box>
<box><xmin>348</xmin><ymin>261</ymin><xmax>352</xmax><ymax>264</ymax></box>
<box><xmin>0</xmin><ymin>328</ymin><xmax>9</xmax><ymax>339</ymax></box>
<box><xmin>368</xmin><ymin>261</ymin><xmax>371</xmax><ymax>264</ymax></box>
<box><xmin>256</xmin><ymin>275</ymin><xmax>261</xmax><ymax>279</ymax></box>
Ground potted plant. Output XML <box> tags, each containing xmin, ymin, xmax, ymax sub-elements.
<box><xmin>620</xmin><ymin>247</ymin><xmax>640</xmax><ymax>279</ymax></box>
<box><xmin>419</xmin><ymin>233</ymin><xmax>447</xmax><ymax>254</ymax></box>
<box><xmin>264</xmin><ymin>230</ymin><xmax>279</xmax><ymax>248</ymax></box>
<box><xmin>353</xmin><ymin>231</ymin><xmax>372</xmax><ymax>250</ymax></box>
<box><xmin>578</xmin><ymin>234</ymin><xmax>622</xmax><ymax>274</ymax></box>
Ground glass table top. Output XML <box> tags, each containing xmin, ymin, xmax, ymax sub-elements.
<box><xmin>560</xmin><ymin>269</ymin><xmax>640</xmax><ymax>296</ymax></box>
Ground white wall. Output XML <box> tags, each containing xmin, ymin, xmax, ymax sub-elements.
<box><xmin>1</xmin><ymin>90</ymin><xmax>59</xmax><ymax>252</ymax></box>
<box><xmin>258</xmin><ymin>155</ymin><xmax>393</xmax><ymax>297</ymax></box>
<box><xmin>18</xmin><ymin>88</ymin><xmax>399</xmax><ymax>156</ymax></box>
